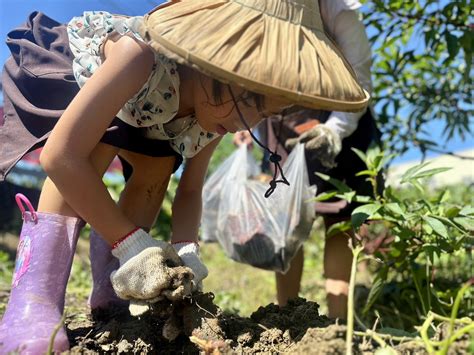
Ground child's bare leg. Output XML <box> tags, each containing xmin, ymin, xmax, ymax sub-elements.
<box><xmin>275</xmin><ymin>246</ymin><xmax>304</xmax><ymax>306</ymax></box>
<box><xmin>88</xmin><ymin>151</ymin><xmax>176</xmax><ymax>311</ymax></box>
<box><xmin>324</xmin><ymin>217</ymin><xmax>353</xmax><ymax>319</ymax></box>
<box><xmin>117</xmin><ymin>151</ymin><xmax>177</xmax><ymax>229</ymax></box>
<box><xmin>38</xmin><ymin>143</ymin><xmax>119</xmax><ymax>217</ymax></box>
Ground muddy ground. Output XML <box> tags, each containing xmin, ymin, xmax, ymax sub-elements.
<box><xmin>62</xmin><ymin>293</ymin><xmax>468</xmax><ymax>355</ymax></box>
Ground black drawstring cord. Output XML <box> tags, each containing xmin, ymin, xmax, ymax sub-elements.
<box><xmin>228</xmin><ymin>87</ymin><xmax>290</xmax><ymax>197</ymax></box>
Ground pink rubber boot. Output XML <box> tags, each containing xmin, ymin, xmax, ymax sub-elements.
<box><xmin>88</xmin><ymin>229</ymin><xmax>128</xmax><ymax>311</ymax></box>
<box><xmin>0</xmin><ymin>194</ymin><xmax>84</xmax><ymax>354</ymax></box>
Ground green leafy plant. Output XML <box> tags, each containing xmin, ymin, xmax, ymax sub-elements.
<box><xmin>345</xmin><ymin>246</ymin><xmax>472</xmax><ymax>355</ymax></box>
<box><xmin>316</xmin><ymin>145</ymin><xmax>473</xmax><ymax>331</ymax></box>
<box><xmin>418</xmin><ymin>279</ymin><xmax>473</xmax><ymax>355</ymax></box>
<box><xmin>361</xmin><ymin>0</ymin><xmax>473</xmax><ymax>157</ymax></box>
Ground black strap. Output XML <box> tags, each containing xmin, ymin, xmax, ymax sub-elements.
<box><xmin>228</xmin><ymin>87</ymin><xmax>290</xmax><ymax>197</ymax></box>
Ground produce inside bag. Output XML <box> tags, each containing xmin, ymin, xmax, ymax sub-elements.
<box><xmin>201</xmin><ymin>144</ymin><xmax>315</xmax><ymax>273</ymax></box>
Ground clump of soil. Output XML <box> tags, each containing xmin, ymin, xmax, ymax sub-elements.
<box><xmin>66</xmin><ymin>294</ymin><xmax>454</xmax><ymax>354</ymax></box>
<box><xmin>67</xmin><ymin>295</ymin><xmax>337</xmax><ymax>354</ymax></box>
<box><xmin>187</xmin><ymin>295</ymin><xmax>333</xmax><ymax>353</ymax></box>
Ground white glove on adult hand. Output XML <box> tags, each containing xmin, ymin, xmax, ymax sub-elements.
<box><xmin>285</xmin><ymin>125</ymin><xmax>342</xmax><ymax>169</ymax></box>
<box><xmin>173</xmin><ymin>242</ymin><xmax>208</xmax><ymax>291</ymax></box>
<box><xmin>110</xmin><ymin>229</ymin><xmax>193</xmax><ymax>302</ymax></box>
<box><xmin>233</xmin><ymin>131</ymin><xmax>253</xmax><ymax>148</ymax></box>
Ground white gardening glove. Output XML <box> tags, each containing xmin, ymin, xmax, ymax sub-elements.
<box><xmin>285</xmin><ymin>124</ymin><xmax>342</xmax><ymax>169</ymax></box>
<box><xmin>233</xmin><ymin>131</ymin><xmax>253</xmax><ymax>148</ymax></box>
<box><xmin>172</xmin><ymin>242</ymin><xmax>208</xmax><ymax>292</ymax></box>
<box><xmin>110</xmin><ymin>229</ymin><xmax>193</xmax><ymax>303</ymax></box>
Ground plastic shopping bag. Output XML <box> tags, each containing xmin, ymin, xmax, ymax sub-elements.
<box><xmin>201</xmin><ymin>144</ymin><xmax>315</xmax><ymax>273</ymax></box>
<box><xmin>200</xmin><ymin>144</ymin><xmax>261</xmax><ymax>243</ymax></box>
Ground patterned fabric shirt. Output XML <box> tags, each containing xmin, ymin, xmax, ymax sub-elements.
<box><xmin>67</xmin><ymin>11</ymin><xmax>217</xmax><ymax>158</ymax></box>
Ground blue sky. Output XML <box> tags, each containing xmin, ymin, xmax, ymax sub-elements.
<box><xmin>1</xmin><ymin>0</ymin><xmax>472</xmax><ymax>164</ymax></box>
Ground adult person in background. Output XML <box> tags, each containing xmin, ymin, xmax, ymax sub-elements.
<box><xmin>234</xmin><ymin>0</ymin><xmax>380</xmax><ymax>319</ymax></box>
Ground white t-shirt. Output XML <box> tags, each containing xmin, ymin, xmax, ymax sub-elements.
<box><xmin>319</xmin><ymin>0</ymin><xmax>373</xmax><ymax>138</ymax></box>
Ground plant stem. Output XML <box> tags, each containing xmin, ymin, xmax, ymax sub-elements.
<box><xmin>411</xmin><ymin>264</ymin><xmax>428</xmax><ymax>315</ymax></box>
<box><xmin>439</xmin><ymin>280</ymin><xmax>473</xmax><ymax>355</ymax></box>
<box><xmin>426</xmin><ymin>261</ymin><xmax>431</xmax><ymax>311</ymax></box>
<box><xmin>346</xmin><ymin>244</ymin><xmax>364</xmax><ymax>355</ymax></box>
<box><xmin>354</xmin><ymin>330</ymin><xmax>417</xmax><ymax>344</ymax></box>
<box><xmin>371</xmin><ymin>175</ymin><xmax>379</xmax><ymax>201</ymax></box>
<box><xmin>431</xmin><ymin>313</ymin><xmax>472</xmax><ymax>325</ymax></box>
<box><xmin>366</xmin><ymin>329</ymin><xmax>388</xmax><ymax>348</ymax></box>
<box><xmin>419</xmin><ymin>312</ymin><xmax>435</xmax><ymax>354</ymax></box>
<box><xmin>354</xmin><ymin>312</ymin><xmax>368</xmax><ymax>331</ymax></box>
<box><xmin>417</xmin><ymin>288</ymin><xmax>473</xmax><ymax>355</ymax></box>
<box><xmin>447</xmin><ymin>323</ymin><xmax>474</xmax><ymax>346</ymax></box>
<box><xmin>47</xmin><ymin>312</ymin><xmax>66</xmax><ymax>355</ymax></box>
<box><xmin>373</xmin><ymin>304</ymin><xmax>419</xmax><ymax>324</ymax></box>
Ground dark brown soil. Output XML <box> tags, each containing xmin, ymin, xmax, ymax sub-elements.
<box><xmin>0</xmin><ymin>289</ymin><xmax>470</xmax><ymax>354</ymax></box>
<box><xmin>64</xmin><ymin>294</ymin><xmax>444</xmax><ymax>355</ymax></box>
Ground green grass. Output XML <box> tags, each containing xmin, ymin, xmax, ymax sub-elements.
<box><xmin>0</xmin><ymin>250</ymin><xmax>14</xmax><ymax>315</ymax></box>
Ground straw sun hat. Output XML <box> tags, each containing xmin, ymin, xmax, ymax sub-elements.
<box><xmin>144</xmin><ymin>0</ymin><xmax>370</xmax><ymax>112</ymax></box>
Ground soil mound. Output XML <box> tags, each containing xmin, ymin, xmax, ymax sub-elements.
<box><xmin>64</xmin><ymin>294</ymin><xmax>467</xmax><ymax>354</ymax></box>
<box><xmin>67</xmin><ymin>295</ymin><xmax>333</xmax><ymax>353</ymax></box>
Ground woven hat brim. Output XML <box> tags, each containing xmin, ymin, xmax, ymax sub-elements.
<box><xmin>144</xmin><ymin>0</ymin><xmax>370</xmax><ymax>112</ymax></box>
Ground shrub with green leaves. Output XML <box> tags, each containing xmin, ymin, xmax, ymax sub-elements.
<box><xmin>361</xmin><ymin>0</ymin><xmax>473</xmax><ymax>157</ymax></box>
<box><xmin>316</xmin><ymin>145</ymin><xmax>473</xmax><ymax>329</ymax></box>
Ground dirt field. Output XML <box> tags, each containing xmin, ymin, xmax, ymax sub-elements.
<box><xmin>0</xmin><ymin>287</ymin><xmax>470</xmax><ymax>354</ymax></box>
<box><xmin>0</xmin><ymin>233</ymin><xmax>471</xmax><ymax>354</ymax></box>
<box><xmin>63</xmin><ymin>293</ymin><xmax>446</xmax><ymax>354</ymax></box>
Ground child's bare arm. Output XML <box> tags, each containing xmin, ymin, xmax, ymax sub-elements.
<box><xmin>40</xmin><ymin>35</ymin><xmax>154</xmax><ymax>243</ymax></box>
<box><xmin>171</xmin><ymin>137</ymin><xmax>222</xmax><ymax>243</ymax></box>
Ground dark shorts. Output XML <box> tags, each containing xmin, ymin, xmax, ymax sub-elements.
<box><xmin>265</xmin><ymin>108</ymin><xmax>383</xmax><ymax>218</ymax></box>
<box><xmin>0</xmin><ymin>11</ymin><xmax>182</xmax><ymax>181</ymax></box>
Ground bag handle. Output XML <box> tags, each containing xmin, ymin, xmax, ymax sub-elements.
<box><xmin>15</xmin><ymin>194</ymin><xmax>38</xmax><ymax>223</ymax></box>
